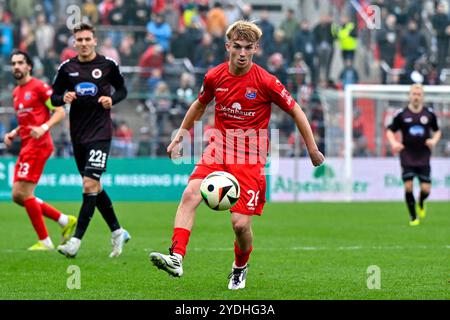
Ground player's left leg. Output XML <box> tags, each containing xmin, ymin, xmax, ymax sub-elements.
<box><xmin>228</xmin><ymin>213</ymin><xmax>253</xmax><ymax>290</ymax></box>
<box><xmin>417</xmin><ymin>166</ymin><xmax>431</xmax><ymax>220</ymax></box>
<box><xmin>12</xmin><ymin>181</ymin><xmax>54</xmax><ymax>250</ymax></box>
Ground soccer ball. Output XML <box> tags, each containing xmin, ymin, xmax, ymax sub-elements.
<box><xmin>200</xmin><ymin>171</ymin><xmax>240</xmax><ymax>211</ymax></box>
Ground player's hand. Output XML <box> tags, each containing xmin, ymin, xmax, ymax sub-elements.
<box><xmin>3</xmin><ymin>130</ymin><xmax>17</xmax><ymax>147</ymax></box>
<box><xmin>98</xmin><ymin>96</ymin><xmax>113</xmax><ymax>109</ymax></box>
<box><xmin>63</xmin><ymin>91</ymin><xmax>77</xmax><ymax>104</ymax></box>
<box><xmin>29</xmin><ymin>126</ymin><xmax>46</xmax><ymax>139</ymax></box>
<box><xmin>167</xmin><ymin>137</ymin><xmax>183</xmax><ymax>159</ymax></box>
<box><xmin>391</xmin><ymin>142</ymin><xmax>404</xmax><ymax>153</ymax></box>
<box><xmin>309</xmin><ymin>149</ymin><xmax>325</xmax><ymax>167</ymax></box>
<box><xmin>425</xmin><ymin>139</ymin><xmax>436</xmax><ymax>150</ymax></box>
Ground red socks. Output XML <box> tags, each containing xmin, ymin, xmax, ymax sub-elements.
<box><xmin>23</xmin><ymin>198</ymin><xmax>48</xmax><ymax>240</ymax></box>
<box><xmin>234</xmin><ymin>241</ymin><xmax>253</xmax><ymax>267</ymax></box>
<box><xmin>36</xmin><ymin>198</ymin><xmax>61</xmax><ymax>222</ymax></box>
<box><xmin>171</xmin><ymin>228</ymin><xmax>191</xmax><ymax>257</ymax></box>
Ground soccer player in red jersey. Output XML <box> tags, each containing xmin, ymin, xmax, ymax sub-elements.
<box><xmin>3</xmin><ymin>51</ymin><xmax>77</xmax><ymax>251</ymax></box>
<box><xmin>149</xmin><ymin>21</ymin><xmax>324</xmax><ymax>289</ymax></box>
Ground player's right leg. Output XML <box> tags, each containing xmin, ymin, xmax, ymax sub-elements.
<box><xmin>12</xmin><ymin>181</ymin><xmax>54</xmax><ymax>250</ymax></box>
<box><xmin>403</xmin><ymin>179</ymin><xmax>419</xmax><ymax>226</ymax></box>
<box><xmin>149</xmin><ymin>178</ymin><xmax>203</xmax><ymax>277</ymax></box>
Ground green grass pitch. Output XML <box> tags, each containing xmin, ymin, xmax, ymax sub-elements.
<box><xmin>0</xmin><ymin>201</ymin><xmax>448</xmax><ymax>300</ymax></box>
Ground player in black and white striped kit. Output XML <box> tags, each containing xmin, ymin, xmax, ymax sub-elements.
<box><xmin>51</xmin><ymin>23</ymin><xmax>130</xmax><ymax>257</ymax></box>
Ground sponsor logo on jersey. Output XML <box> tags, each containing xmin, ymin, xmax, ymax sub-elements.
<box><xmin>24</xmin><ymin>92</ymin><xmax>32</xmax><ymax>100</ymax></box>
<box><xmin>92</xmin><ymin>69</ymin><xmax>102</xmax><ymax>79</ymax></box>
<box><xmin>409</xmin><ymin>125</ymin><xmax>425</xmax><ymax>137</ymax></box>
<box><xmin>69</xmin><ymin>72</ymin><xmax>80</xmax><ymax>77</ymax></box>
<box><xmin>404</xmin><ymin>117</ymin><xmax>413</xmax><ymax>123</ymax></box>
<box><xmin>245</xmin><ymin>87</ymin><xmax>257</xmax><ymax>99</ymax></box>
<box><xmin>216</xmin><ymin>88</ymin><xmax>229</xmax><ymax>92</ymax></box>
<box><xmin>420</xmin><ymin>115</ymin><xmax>429</xmax><ymax>125</ymax></box>
<box><xmin>280</xmin><ymin>88</ymin><xmax>293</xmax><ymax>105</ymax></box>
<box><xmin>75</xmin><ymin>82</ymin><xmax>98</xmax><ymax>96</ymax></box>
<box><xmin>231</xmin><ymin>103</ymin><xmax>242</xmax><ymax>111</ymax></box>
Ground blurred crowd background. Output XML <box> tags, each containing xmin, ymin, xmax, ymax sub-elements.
<box><xmin>0</xmin><ymin>0</ymin><xmax>449</xmax><ymax>158</ymax></box>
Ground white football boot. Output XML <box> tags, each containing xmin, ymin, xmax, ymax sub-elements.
<box><xmin>149</xmin><ymin>252</ymin><xmax>183</xmax><ymax>277</ymax></box>
<box><xmin>228</xmin><ymin>263</ymin><xmax>248</xmax><ymax>290</ymax></box>
<box><xmin>57</xmin><ymin>237</ymin><xmax>81</xmax><ymax>258</ymax></box>
<box><xmin>109</xmin><ymin>229</ymin><xmax>131</xmax><ymax>258</ymax></box>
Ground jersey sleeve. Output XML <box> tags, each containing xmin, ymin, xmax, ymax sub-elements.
<box><xmin>36</xmin><ymin>81</ymin><xmax>54</xmax><ymax>105</ymax></box>
<box><xmin>387</xmin><ymin>110</ymin><xmax>402</xmax><ymax>132</ymax></box>
<box><xmin>429</xmin><ymin>109</ymin><xmax>440</xmax><ymax>131</ymax></box>
<box><xmin>51</xmin><ymin>62</ymin><xmax>69</xmax><ymax>106</ymax></box>
<box><xmin>265</xmin><ymin>75</ymin><xmax>296</xmax><ymax>112</ymax></box>
<box><xmin>197</xmin><ymin>72</ymin><xmax>215</xmax><ymax>106</ymax></box>
<box><xmin>108</xmin><ymin>60</ymin><xmax>128</xmax><ymax>104</ymax></box>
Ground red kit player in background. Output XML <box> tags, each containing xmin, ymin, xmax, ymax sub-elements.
<box><xmin>150</xmin><ymin>21</ymin><xmax>325</xmax><ymax>289</ymax></box>
<box><xmin>3</xmin><ymin>51</ymin><xmax>77</xmax><ymax>251</ymax></box>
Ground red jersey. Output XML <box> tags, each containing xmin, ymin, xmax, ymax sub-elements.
<box><xmin>13</xmin><ymin>77</ymin><xmax>54</xmax><ymax>152</ymax></box>
<box><xmin>198</xmin><ymin>62</ymin><xmax>296</xmax><ymax>163</ymax></box>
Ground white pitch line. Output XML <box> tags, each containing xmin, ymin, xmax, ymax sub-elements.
<box><xmin>143</xmin><ymin>245</ymin><xmax>450</xmax><ymax>252</ymax></box>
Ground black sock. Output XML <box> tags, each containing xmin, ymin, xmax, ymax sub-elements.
<box><xmin>419</xmin><ymin>191</ymin><xmax>430</xmax><ymax>209</ymax></box>
<box><xmin>405</xmin><ymin>191</ymin><xmax>416</xmax><ymax>220</ymax></box>
<box><xmin>96</xmin><ymin>189</ymin><xmax>121</xmax><ymax>232</ymax></box>
<box><xmin>74</xmin><ymin>193</ymin><xmax>98</xmax><ymax>239</ymax></box>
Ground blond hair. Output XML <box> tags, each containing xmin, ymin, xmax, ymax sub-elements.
<box><xmin>410</xmin><ymin>83</ymin><xmax>424</xmax><ymax>92</ymax></box>
<box><xmin>225</xmin><ymin>20</ymin><xmax>263</xmax><ymax>43</ymax></box>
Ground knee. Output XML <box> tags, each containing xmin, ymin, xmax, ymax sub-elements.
<box><xmin>232</xmin><ymin>219</ymin><xmax>250</xmax><ymax>236</ymax></box>
<box><xmin>181</xmin><ymin>185</ymin><xmax>201</xmax><ymax>205</ymax></box>
<box><xmin>82</xmin><ymin>178</ymin><xmax>100</xmax><ymax>194</ymax></box>
<box><xmin>12</xmin><ymin>190</ymin><xmax>26</xmax><ymax>206</ymax></box>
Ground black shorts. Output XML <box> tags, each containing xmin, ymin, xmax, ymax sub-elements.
<box><xmin>73</xmin><ymin>140</ymin><xmax>111</xmax><ymax>181</ymax></box>
<box><xmin>401</xmin><ymin>165</ymin><xmax>431</xmax><ymax>183</ymax></box>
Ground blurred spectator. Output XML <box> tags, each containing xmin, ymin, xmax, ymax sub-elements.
<box><xmin>334</xmin><ymin>16</ymin><xmax>358</xmax><ymax>65</ymax></box>
<box><xmin>352</xmin><ymin>109</ymin><xmax>369</xmax><ymax>157</ymax></box>
<box><xmin>59</xmin><ymin>36</ymin><xmax>77</xmax><ymax>62</ymax></box>
<box><xmin>163</xmin><ymin>0</ymin><xmax>181</xmax><ymax>32</ymax></box>
<box><xmin>432</xmin><ymin>1</ymin><xmax>450</xmax><ymax>83</ymax></box>
<box><xmin>42</xmin><ymin>49</ymin><xmax>59</xmax><ymax>82</ymax></box>
<box><xmin>339</xmin><ymin>59</ymin><xmax>359</xmax><ymax>88</ymax></box>
<box><xmin>83</xmin><ymin>0</ymin><xmax>99</xmax><ymax>25</ymax></box>
<box><xmin>289</xmin><ymin>52</ymin><xmax>310</xmax><ymax>92</ymax></box>
<box><xmin>113</xmin><ymin>120</ymin><xmax>134</xmax><ymax>157</ymax></box>
<box><xmin>108</xmin><ymin>0</ymin><xmax>127</xmax><ymax>46</ymax></box>
<box><xmin>280</xmin><ymin>8</ymin><xmax>297</xmax><ymax>48</ymax></box>
<box><xmin>194</xmin><ymin>32</ymin><xmax>217</xmax><ymax>69</ymax></box>
<box><xmin>98</xmin><ymin>0</ymin><xmax>116</xmax><ymax>25</ymax></box>
<box><xmin>146</xmin><ymin>13</ymin><xmax>172</xmax><ymax>53</ymax></box>
<box><xmin>0</xmin><ymin>8</ymin><xmax>13</xmax><ymax>59</ymax></box>
<box><xmin>376</xmin><ymin>14</ymin><xmax>399</xmax><ymax>84</ymax></box>
<box><xmin>207</xmin><ymin>2</ymin><xmax>227</xmax><ymax>36</ymax></box>
<box><xmin>147</xmin><ymin>68</ymin><xmax>163</xmax><ymax>94</ymax></box>
<box><xmin>119</xmin><ymin>34</ymin><xmax>139</xmax><ymax>66</ymax></box>
<box><xmin>138</xmin><ymin>43</ymin><xmax>164</xmax><ymax>78</ymax></box>
<box><xmin>18</xmin><ymin>18</ymin><xmax>37</xmax><ymax>57</ymax></box>
<box><xmin>54</xmin><ymin>17</ymin><xmax>72</xmax><ymax>53</ymax></box>
<box><xmin>313</xmin><ymin>15</ymin><xmax>335</xmax><ymax>84</ymax></box>
<box><xmin>257</xmin><ymin>10</ymin><xmax>275</xmax><ymax>60</ymax></box>
<box><xmin>174</xmin><ymin>72</ymin><xmax>196</xmax><ymax>111</ymax></box>
<box><xmin>99</xmin><ymin>36</ymin><xmax>121</xmax><ymax>64</ymax></box>
<box><xmin>267</xmin><ymin>53</ymin><xmax>288</xmax><ymax>86</ymax></box>
<box><xmin>35</xmin><ymin>13</ymin><xmax>55</xmax><ymax>60</ymax></box>
<box><xmin>136</xmin><ymin>126</ymin><xmax>152</xmax><ymax>157</ymax></box>
<box><xmin>293</xmin><ymin>20</ymin><xmax>316</xmax><ymax>86</ymax></box>
<box><xmin>400</xmin><ymin>20</ymin><xmax>428</xmax><ymax>73</ymax></box>
<box><xmin>9</xmin><ymin>0</ymin><xmax>35</xmax><ymax>22</ymax></box>
<box><xmin>224</xmin><ymin>1</ymin><xmax>241</xmax><ymax>25</ymax></box>
<box><xmin>55</xmin><ymin>131</ymin><xmax>73</xmax><ymax>158</ymax></box>
<box><xmin>241</xmin><ymin>3</ymin><xmax>253</xmax><ymax>21</ymax></box>
<box><xmin>387</xmin><ymin>0</ymin><xmax>408</xmax><ymax>26</ymax></box>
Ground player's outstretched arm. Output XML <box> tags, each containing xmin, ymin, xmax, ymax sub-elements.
<box><xmin>29</xmin><ymin>105</ymin><xmax>65</xmax><ymax>139</ymax></box>
<box><xmin>288</xmin><ymin>103</ymin><xmax>325</xmax><ymax>167</ymax></box>
<box><xmin>167</xmin><ymin>99</ymin><xmax>207</xmax><ymax>159</ymax></box>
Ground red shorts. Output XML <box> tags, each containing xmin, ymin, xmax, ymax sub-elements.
<box><xmin>13</xmin><ymin>148</ymin><xmax>52</xmax><ymax>184</ymax></box>
<box><xmin>190</xmin><ymin>162</ymin><xmax>267</xmax><ymax>215</ymax></box>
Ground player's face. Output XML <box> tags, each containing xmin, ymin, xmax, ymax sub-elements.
<box><xmin>10</xmin><ymin>55</ymin><xmax>31</xmax><ymax>81</ymax></box>
<box><xmin>226</xmin><ymin>39</ymin><xmax>258</xmax><ymax>73</ymax></box>
<box><xmin>409</xmin><ymin>87</ymin><xmax>424</xmax><ymax>108</ymax></box>
<box><xmin>74</xmin><ymin>30</ymin><xmax>97</xmax><ymax>59</ymax></box>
